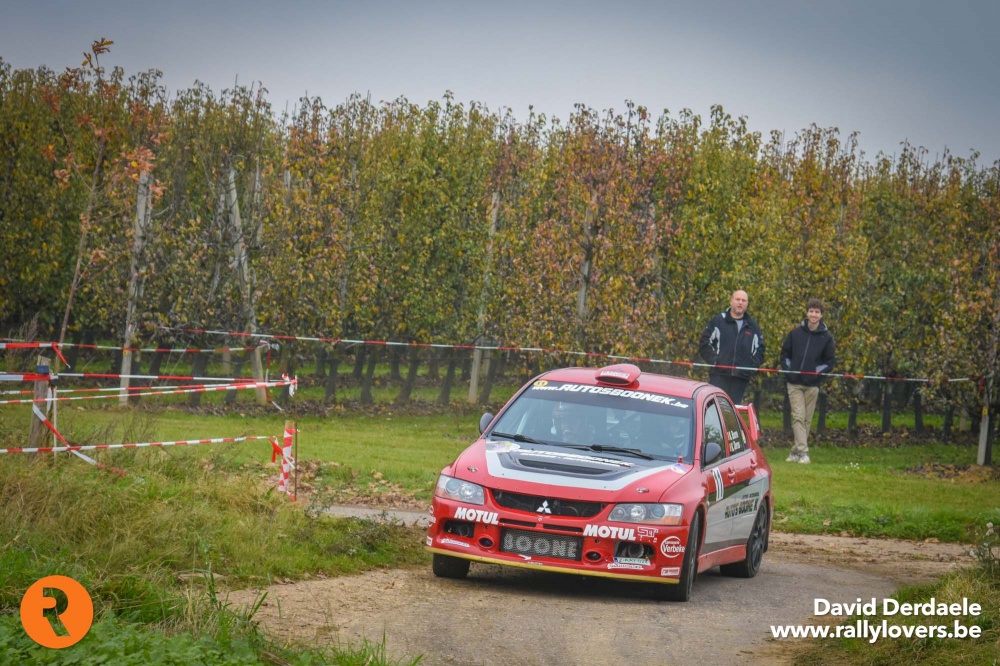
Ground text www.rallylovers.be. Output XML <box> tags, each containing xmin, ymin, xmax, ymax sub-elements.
<box><xmin>770</xmin><ymin>597</ymin><xmax>984</xmax><ymax>644</ymax></box>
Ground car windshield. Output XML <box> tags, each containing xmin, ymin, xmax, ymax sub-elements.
<box><xmin>488</xmin><ymin>380</ymin><xmax>694</xmax><ymax>462</ymax></box>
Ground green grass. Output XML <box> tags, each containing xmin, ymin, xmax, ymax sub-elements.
<box><xmin>39</xmin><ymin>404</ymin><xmax>1000</xmax><ymax>544</ymax></box>
<box><xmin>763</xmin><ymin>441</ymin><xmax>998</xmax><ymax>541</ymax></box>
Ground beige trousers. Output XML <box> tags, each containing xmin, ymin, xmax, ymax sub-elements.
<box><xmin>787</xmin><ymin>384</ymin><xmax>819</xmax><ymax>455</ymax></box>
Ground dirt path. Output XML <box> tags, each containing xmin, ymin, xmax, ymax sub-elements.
<box><xmin>228</xmin><ymin>507</ymin><xmax>974</xmax><ymax>666</ymax></box>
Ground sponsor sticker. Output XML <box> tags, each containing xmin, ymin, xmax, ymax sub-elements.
<box><xmin>485</xmin><ymin>440</ymin><xmax>521</xmax><ymax>453</ymax></box>
<box><xmin>660</xmin><ymin>536</ymin><xmax>684</xmax><ymax>558</ymax></box>
<box><xmin>528</xmin><ymin>382</ymin><xmax>690</xmax><ymax>409</ymax></box>
<box><xmin>608</xmin><ymin>563</ymin><xmax>644</xmax><ymax>570</ymax></box>
<box><xmin>660</xmin><ymin>567</ymin><xmax>681</xmax><ymax>577</ymax></box>
<box><xmin>454</xmin><ymin>507</ymin><xmax>499</xmax><ymax>525</ymax></box>
<box><xmin>441</xmin><ymin>538</ymin><xmax>471</xmax><ymax>548</ymax></box>
<box><xmin>584</xmin><ymin>524</ymin><xmax>636</xmax><ymax>540</ymax></box>
<box><xmin>724</xmin><ymin>497</ymin><xmax>759</xmax><ymax>519</ymax></box>
<box><xmin>637</xmin><ymin>527</ymin><xmax>659</xmax><ymax>539</ymax></box>
<box><xmin>614</xmin><ymin>557</ymin><xmax>650</xmax><ymax>566</ymax></box>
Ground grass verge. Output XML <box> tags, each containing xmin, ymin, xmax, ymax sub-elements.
<box><xmin>790</xmin><ymin>524</ymin><xmax>999</xmax><ymax>665</ymax></box>
<box><xmin>0</xmin><ymin>437</ymin><xmax>427</xmax><ymax>665</ymax></box>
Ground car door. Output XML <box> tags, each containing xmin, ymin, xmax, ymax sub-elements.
<box><xmin>701</xmin><ymin>398</ymin><xmax>737</xmax><ymax>553</ymax></box>
<box><xmin>717</xmin><ymin>397</ymin><xmax>765</xmax><ymax>544</ymax></box>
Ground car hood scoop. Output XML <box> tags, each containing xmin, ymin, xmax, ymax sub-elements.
<box><xmin>482</xmin><ymin>440</ymin><xmax>680</xmax><ymax>491</ymax></box>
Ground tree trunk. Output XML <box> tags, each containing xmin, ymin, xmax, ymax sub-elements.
<box><xmin>438</xmin><ymin>349</ymin><xmax>458</xmax><ymax>406</ymax></box>
<box><xmin>389</xmin><ymin>347</ymin><xmax>403</xmax><ymax>383</ymax></box>
<box><xmin>59</xmin><ymin>138</ymin><xmax>107</xmax><ymax>346</ymax></box>
<box><xmin>848</xmin><ymin>400</ymin><xmax>859</xmax><ymax>438</ymax></box>
<box><xmin>65</xmin><ymin>330</ymin><xmax>83</xmax><ymax>369</ymax></box>
<box><xmin>881</xmin><ymin>382</ymin><xmax>892</xmax><ymax>434</ymax></box>
<box><xmin>479</xmin><ymin>351</ymin><xmax>506</xmax><ymax>405</ymax></box>
<box><xmin>314</xmin><ymin>346</ymin><xmax>327</xmax><ymax>379</ymax></box>
<box><xmin>324</xmin><ymin>351</ymin><xmax>342</xmax><ymax>403</ymax></box>
<box><xmin>913</xmin><ymin>389</ymin><xmax>924</xmax><ymax>435</ymax></box>
<box><xmin>360</xmin><ymin>348</ymin><xmax>377</xmax><ymax>405</ymax></box>
<box><xmin>188</xmin><ymin>353</ymin><xmax>209</xmax><ymax>407</ymax></box>
<box><xmin>224</xmin><ymin>357</ymin><xmax>244</xmax><ymax>405</ymax></box>
<box><xmin>353</xmin><ymin>347</ymin><xmax>366</xmax><ymax>381</ymax></box>
<box><xmin>427</xmin><ymin>348</ymin><xmax>441</xmax><ymax>381</ymax></box>
<box><xmin>943</xmin><ymin>403</ymin><xmax>954</xmax><ymax>440</ymax></box>
<box><xmin>126</xmin><ymin>354</ymin><xmax>142</xmax><ymax>406</ymax></box>
<box><xmin>395</xmin><ymin>347</ymin><xmax>421</xmax><ymax>404</ymax></box>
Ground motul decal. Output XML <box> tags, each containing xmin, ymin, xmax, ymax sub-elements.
<box><xmin>660</xmin><ymin>566</ymin><xmax>681</xmax><ymax>577</ymax></box>
<box><xmin>660</xmin><ymin>536</ymin><xmax>684</xmax><ymax>558</ymax></box>
<box><xmin>584</xmin><ymin>525</ymin><xmax>636</xmax><ymax>540</ymax></box>
<box><xmin>454</xmin><ymin>507</ymin><xmax>499</xmax><ymax>525</ymax></box>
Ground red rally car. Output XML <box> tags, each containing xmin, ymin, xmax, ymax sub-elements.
<box><xmin>425</xmin><ymin>363</ymin><xmax>772</xmax><ymax>601</ymax></box>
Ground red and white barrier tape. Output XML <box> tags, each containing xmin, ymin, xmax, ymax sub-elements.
<box><xmin>161</xmin><ymin>326</ymin><xmax>978</xmax><ymax>385</ymax></box>
<box><xmin>0</xmin><ymin>378</ymin><xmax>296</xmax><ymax>406</ymax></box>
<box><xmin>0</xmin><ymin>432</ymin><xmax>275</xmax><ymax>455</ymax></box>
<box><xmin>276</xmin><ymin>424</ymin><xmax>297</xmax><ymax>499</ymax></box>
<box><xmin>59</xmin><ymin>371</ymin><xmax>258</xmax><ymax>383</ymax></box>
<box><xmin>1</xmin><ymin>372</ymin><xmax>53</xmax><ymax>382</ymax></box>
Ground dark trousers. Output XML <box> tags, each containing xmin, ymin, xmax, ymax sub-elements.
<box><xmin>709</xmin><ymin>374</ymin><xmax>750</xmax><ymax>405</ymax></box>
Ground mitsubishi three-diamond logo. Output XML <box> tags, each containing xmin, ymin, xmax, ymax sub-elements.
<box><xmin>536</xmin><ymin>500</ymin><xmax>552</xmax><ymax>514</ymax></box>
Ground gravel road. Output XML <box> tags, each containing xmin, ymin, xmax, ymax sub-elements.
<box><xmin>228</xmin><ymin>507</ymin><xmax>974</xmax><ymax>666</ymax></box>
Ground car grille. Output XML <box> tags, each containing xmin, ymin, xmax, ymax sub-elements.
<box><xmin>500</xmin><ymin>528</ymin><xmax>583</xmax><ymax>561</ymax></box>
<box><xmin>492</xmin><ymin>490</ymin><xmax>605</xmax><ymax>518</ymax></box>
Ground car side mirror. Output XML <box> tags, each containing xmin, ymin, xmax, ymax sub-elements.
<box><xmin>479</xmin><ymin>412</ymin><xmax>495</xmax><ymax>435</ymax></box>
<box><xmin>703</xmin><ymin>442</ymin><xmax>723</xmax><ymax>466</ymax></box>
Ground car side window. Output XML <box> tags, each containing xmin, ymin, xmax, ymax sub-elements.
<box><xmin>702</xmin><ymin>401</ymin><xmax>725</xmax><ymax>465</ymax></box>
<box><xmin>718</xmin><ymin>398</ymin><xmax>747</xmax><ymax>456</ymax></box>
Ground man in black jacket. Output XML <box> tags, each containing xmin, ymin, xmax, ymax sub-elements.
<box><xmin>780</xmin><ymin>298</ymin><xmax>836</xmax><ymax>464</ymax></box>
<box><xmin>698</xmin><ymin>290</ymin><xmax>765</xmax><ymax>405</ymax></box>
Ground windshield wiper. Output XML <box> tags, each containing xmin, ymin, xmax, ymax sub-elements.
<box><xmin>584</xmin><ymin>445</ymin><xmax>655</xmax><ymax>460</ymax></box>
<box><xmin>489</xmin><ymin>431</ymin><xmax>548</xmax><ymax>445</ymax></box>
<box><xmin>554</xmin><ymin>443</ymin><xmax>655</xmax><ymax>460</ymax></box>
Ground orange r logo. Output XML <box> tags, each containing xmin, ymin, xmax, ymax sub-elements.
<box><xmin>19</xmin><ymin>575</ymin><xmax>93</xmax><ymax>648</ymax></box>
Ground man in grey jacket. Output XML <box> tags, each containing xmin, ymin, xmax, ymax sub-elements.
<box><xmin>780</xmin><ymin>298</ymin><xmax>836</xmax><ymax>464</ymax></box>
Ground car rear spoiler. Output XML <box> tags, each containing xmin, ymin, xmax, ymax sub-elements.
<box><xmin>736</xmin><ymin>403</ymin><xmax>761</xmax><ymax>443</ymax></box>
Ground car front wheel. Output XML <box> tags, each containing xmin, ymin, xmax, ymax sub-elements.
<box><xmin>652</xmin><ymin>512</ymin><xmax>701</xmax><ymax>602</ymax></box>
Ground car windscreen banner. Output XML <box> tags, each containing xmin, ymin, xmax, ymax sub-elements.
<box><xmin>526</xmin><ymin>380</ymin><xmax>692</xmax><ymax>416</ymax></box>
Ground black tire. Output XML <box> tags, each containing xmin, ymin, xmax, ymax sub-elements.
<box><xmin>721</xmin><ymin>502</ymin><xmax>769</xmax><ymax>578</ymax></box>
<box><xmin>432</xmin><ymin>553</ymin><xmax>470</xmax><ymax>579</ymax></box>
<box><xmin>652</xmin><ymin>512</ymin><xmax>701</xmax><ymax>602</ymax></box>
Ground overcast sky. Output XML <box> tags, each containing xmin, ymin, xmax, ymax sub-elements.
<box><xmin>2</xmin><ymin>0</ymin><xmax>998</xmax><ymax>165</ymax></box>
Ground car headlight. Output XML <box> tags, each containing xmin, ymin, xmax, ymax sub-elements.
<box><xmin>434</xmin><ymin>475</ymin><xmax>485</xmax><ymax>505</ymax></box>
<box><xmin>608</xmin><ymin>503</ymin><xmax>684</xmax><ymax>525</ymax></box>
